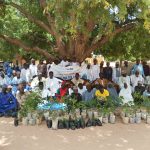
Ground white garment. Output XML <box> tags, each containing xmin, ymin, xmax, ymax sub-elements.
<box><xmin>0</xmin><ymin>77</ymin><xmax>6</xmax><ymax>86</ymax></box>
<box><xmin>91</xmin><ymin>65</ymin><xmax>100</xmax><ymax>81</ymax></box>
<box><xmin>78</xmin><ymin>86</ymin><xmax>87</xmax><ymax>96</ymax></box>
<box><xmin>31</xmin><ymin>77</ymin><xmax>46</xmax><ymax>89</ymax></box>
<box><xmin>112</xmin><ymin>67</ymin><xmax>121</xmax><ymax>84</ymax></box>
<box><xmin>71</xmin><ymin>62</ymin><xmax>79</xmax><ymax>66</ymax></box>
<box><xmin>68</xmin><ymin>88</ymin><xmax>74</xmax><ymax>95</ymax></box>
<box><xmin>12</xmin><ymin>77</ymin><xmax>23</xmax><ymax>85</ymax></box>
<box><xmin>85</xmin><ymin>69</ymin><xmax>93</xmax><ymax>81</ymax></box>
<box><xmin>49</xmin><ymin>64</ymin><xmax>60</xmax><ymax>77</ymax></box>
<box><xmin>47</xmin><ymin>64</ymin><xmax>51</xmax><ymax>76</ymax></box>
<box><xmin>29</xmin><ymin>64</ymin><xmax>38</xmax><ymax>78</ymax></box>
<box><xmin>130</xmin><ymin>74</ymin><xmax>144</xmax><ymax>90</ymax></box>
<box><xmin>41</xmin><ymin>89</ymin><xmax>51</xmax><ymax>98</ymax></box>
<box><xmin>45</xmin><ymin>77</ymin><xmax>62</xmax><ymax>96</ymax></box>
<box><xmin>145</xmin><ymin>76</ymin><xmax>150</xmax><ymax>85</ymax></box>
<box><xmin>118</xmin><ymin>76</ymin><xmax>130</xmax><ymax>89</ymax></box>
<box><xmin>119</xmin><ymin>87</ymin><xmax>133</xmax><ymax>105</ymax></box>
<box><xmin>20</xmin><ymin>68</ymin><xmax>32</xmax><ymax>82</ymax></box>
<box><xmin>59</xmin><ymin>60</ymin><xmax>70</xmax><ymax>67</ymax></box>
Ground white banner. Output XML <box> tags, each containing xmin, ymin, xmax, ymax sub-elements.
<box><xmin>50</xmin><ymin>65</ymin><xmax>83</xmax><ymax>80</ymax></box>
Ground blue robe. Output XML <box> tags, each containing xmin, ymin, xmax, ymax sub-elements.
<box><xmin>0</xmin><ymin>92</ymin><xmax>17</xmax><ymax>113</ymax></box>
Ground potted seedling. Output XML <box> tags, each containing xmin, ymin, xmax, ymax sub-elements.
<box><xmin>51</xmin><ymin>110</ymin><xmax>59</xmax><ymax>130</ymax></box>
<box><xmin>128</xmin><ymin>106</ymin><xmax>136</xmax><ymax>124</ymax></box>
<box><xmin>36</xmin><ymin>110</ymin><xmax>43</xmax><ymax>125</ymax></box>
<box><xmin>142</xmin><ymin>96</ymin><xmax>150</xmax><ymax>124</ymax></box>
<box><xmin>102</xmin><ymin>107</ymin><xmax>109</xmax><ymax>124</ymax></box>
<box><xmin>122</xmin><ymin>104</ymin><xmax>130</xmax><ymax>124</ymax></box>
<box><xmin>63</xmin><ymin>112</ymin><xmax>70</xmax><ymax>130</ymax></box>
<box><xmin>20</xmin><ymin>92</ymin><xmax>43</xmax><ymax>126</ymax></box>
<box><xmin>19</xmin><ymin>106</ymin><xmax>28</xmax><ymax>125</ymax></box>
<box><xmin>43</xmin><ymin>111</ymin><xmax>50</xmax><ymax>120</ymax></box>
<box><xmin>109</xmin><ymin>112</ymin><xmax>116</xmax><ymax>124</ymax></box>
<box><xmin>141</xmin><ymin>108</ymin><xmax>147</xmax><ymax>120</ymax></box>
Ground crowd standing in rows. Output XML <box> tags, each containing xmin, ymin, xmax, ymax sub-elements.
<box><xmin>0</xmin><ymin>58</ymin><xmax>150</xmax><ymax>115</ymax></box>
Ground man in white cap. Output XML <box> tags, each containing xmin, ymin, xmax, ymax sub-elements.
<box><xmin>118</xmin><ymin>70</ymin><xmax>130</xmax><ymax>89</ymax></box>
<box><xmin>119</xmin><ymin>83</ymin><xmax>134</xmax><ymax>105</ymax></box>
<box><xmin>45</xmin><ymin>71</ymin><xmax>62</xmax><ymax>97</ymax></box>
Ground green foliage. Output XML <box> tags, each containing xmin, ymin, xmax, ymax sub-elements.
<box><xmin>0</xmin><ymin>0</ymin><xmax>150</xmax><ymax>61</ymax></box>
<box><xmin>19</xmin><ymin>92</ymin><xmax>42</xmax><ymax>117</ymax></box>
<box><xmin>98</xmin><ymin>26</ymin><xmax>150</xmax><ymax>61</ymax></box>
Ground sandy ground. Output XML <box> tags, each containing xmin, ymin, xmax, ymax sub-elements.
<box><xmin>0</xmin><ymin>117</ymin><xmax>150</xmax><ymax>150</ymax></box>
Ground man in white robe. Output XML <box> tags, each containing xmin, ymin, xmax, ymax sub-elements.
<box><xmin>118</xmin><ymin>71</ymin><xmax>130</xmax><ymax>89</ymax></box>
<box><xmin>112</xmin><ymin>62</ymin><xmax>121</xmax><ymax>84</ymax></box>
<box><xmin>119</xmin><ymin>83</ymin><xmax>134</xmax><ymax>105</ymax></box>
<box><xmin>78</xmin><ymin>83</ymin><xmax>87</xmax><ymax>96</ymax></box>
<box><xmin>45</xmin><ymin>71</ymin><xmax>62</xmax><ymax>97</ymax></box>
<box><xmin>31</xmin><ymin>74</ymin><xmax>46</xmax><ymax>90</ymax></box>
<box><xmin>91</xmin><ymin>59</ymin><xmax>100</xmax><ymax>81</ymax></box>
<box><xmin>20</xmin><ymin>63</ymin><xmax>32</xmax><ymax>82</ymax></box>
<box><xmin>12</xmin><ymin>72</ymin><xmax>23</xmax><ymax>85</ymax></box>
<box><xmin>29</xmin><ymin>59</ymin><xmax>38</xmax><ymax>78</ymax></box>
<box><xmin>80</xmin><ymin>64</ymin><xmax>93</xmax><ymax>82</ymax></box>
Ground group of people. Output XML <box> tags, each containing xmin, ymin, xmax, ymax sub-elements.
<box><xmin>0</xmin><ymin>58</ymin><xmax>150</xmax><ymax>115</ymax></box>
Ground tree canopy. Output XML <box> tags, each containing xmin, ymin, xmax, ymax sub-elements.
<box><xmin>0</xmin><ymin>0</ymin><xmax>150</xmax><ymax>62</ymax></box>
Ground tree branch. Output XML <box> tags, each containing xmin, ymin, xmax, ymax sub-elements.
<box><xmin>0</xmin><ymin>34</ymin><xmax>57</xmax><ymax>61</ymax></box>
<box><xmin>8</xmin><ymin>2</ymin><xmax>54</xmax><ymax>36</ymax></box>
<box><xmin>84</xmin><ymin>22</ymin><xmax>137</xmax><ymax>59</ymax></box>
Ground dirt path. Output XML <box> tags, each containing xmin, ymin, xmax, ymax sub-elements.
<box><xmin>0</xmin><ymin>117</ymin><xmax>150</xmax><ymax>150</ymax></box>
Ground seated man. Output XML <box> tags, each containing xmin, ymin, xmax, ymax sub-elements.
<box><xmin>31</xmin><ymin>74</ymin><xmax>46</xmax><ymax>90</ymax></box>
<box><xmin>95</xmin><ymin>85</ymin><xmax>109</xmax><ymax>101</ymax></box>
<box><xmin>134</xmin><ymin>81</ymin><xmax>145</xmax><ymax>95</ymax></box>
<box><xmin>45</xmin><ymin>71</ymin><xmax>62</xmax><ymax>97</ymax></box>
<box><xmin>12</xmin><ymin>72</ymin><xmax>24</xmax><ymax>96</ymax></box>
<box><xmin>56</xmin><ymin>81</ymin><xmax>69</xmax><ymax>102</ymax></box>
<box><xmin>118</xmin><ymin>71</ymin><xmax>130</xmax><ymax>89</ymax></box>
<box><xmin>130</xmin><ymin>70</ymin><xmax>144</xmax><ymax>92</ymax></box>
<box><xmin>71</xmin><ymin>73</ymin><xmax>84</xmax><ymax>87</ymax></box>
<box><xmin>0</xmin><ymin>85</ymin><xmax>17</xmax><ymax>116</ymax></box>
<box><xmin>82</xmin><ymin>84</ymin><xmax>96</xmax><ymax>102</ymax></box>
<box><xmin>16</xmin><ymin>84</ymin><xmax>29</xmax><ymax>105</ymax></box>
<box><xmin>119</xmin><ymin>83</ymin><xmax>134</xmax><ymax>105</ymax></box>
<box><xmin>77</xmin><ymin>83</ymin><xmax>87</xmax><ymax>96</ymax></box>
<box><xmin>37</xmin><ymin>81</ymin><xmax>51</xmax><ymax>99</ymax></box>
<box><xmin>107</xmin><ymin>83</ymin><xmax>118</xmax><ymax>100</ymax></box>
<box><xmin>93</xmin><ymin>73</ymin><xmax>109</xmax><ymax>88</ymax></box>
<box><xmin>12</xmin><ymin>71</ymin><xmax>23</xmax><ymax>86</ymax></box>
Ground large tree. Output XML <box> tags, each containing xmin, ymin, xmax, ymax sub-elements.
<box><xmin>0</xmin><ymin>0</ymin><xmax>150</xmax><ymax>62</ymax></box>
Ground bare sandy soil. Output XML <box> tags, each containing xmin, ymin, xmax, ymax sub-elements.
<box><xmin>0</xmin><ymin>117</ymin><xmax>150</xmax><ymax>150</ymax></box>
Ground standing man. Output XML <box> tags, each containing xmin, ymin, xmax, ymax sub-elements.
<box><xmin>103</xmin><ymin>62</ymin><xmax>113</xmax><ymax>81</ymax></box>
<box><xmin>142</xmin><ymin>61</ymin><xmax>150</xmax><ymax>85</ymax></box>
<box><xmin>29</xmin><ymin>59</ymin><xmax>38</xmax><ymax>79</ymax></box>
<box><xmin>131</xmin><ymin>59</ymin><xmax>144</xmax><ymax>76</ymax></box>
<box><xmin>112</xmin><ymin>62</ymin><xmax>121</xmax><ymax>84</ymax></box>
<box><xmin>91</xmin><ymin>59</ymin><xmax>100</xmax><ymax>81</ymax></box>
<box><xmin>121</xmin><ymin>61</ymin><xmax>131</xmax><ymax>76</ymax></box>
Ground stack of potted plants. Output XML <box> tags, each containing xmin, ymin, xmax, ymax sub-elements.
<box><xmin>19</xmin><ymin>92</ymin><xmax>43</xmax><ymax>126</ymax></box>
